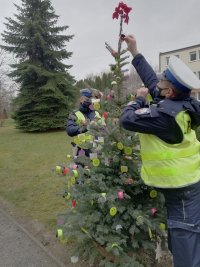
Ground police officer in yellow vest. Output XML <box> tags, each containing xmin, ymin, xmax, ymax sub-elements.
<box><xmin>66</xmin><ymin>88</ymin><xmax>101</xmax><ymax>157</ymax></box>
<box><xmin>120</xmin><ymin>35</ymin><xmax>200</xmax><ymax>267</ymax></box>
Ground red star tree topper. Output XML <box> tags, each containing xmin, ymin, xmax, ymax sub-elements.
<box><xmin>106</xmin><ymin>2</ymin><xmax>133</xmax><ymax>59</ymax></box>
<box><xmin>104</xmin><ymin>2</ymin><xmax>133</xmax><ymax>105</ymax></box>
<box><xmin>112</xmin><ymin>1</ymin><xmax>132</xmax><ymax>24</ymax></box>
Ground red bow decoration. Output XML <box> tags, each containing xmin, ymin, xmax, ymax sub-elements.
<box><xmin>112</xmin><ymin>2</ymin><xmax>132</xmax><ymax>24</ymax></box>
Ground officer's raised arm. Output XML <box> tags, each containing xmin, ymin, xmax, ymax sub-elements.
<box><xmin>122</xmin><ymin>34</ymin><xmax>159</xmax><ymax>100</ymax></box>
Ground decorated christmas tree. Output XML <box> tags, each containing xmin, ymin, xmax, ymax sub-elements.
<box><xmin>55</xmin><ymin>2</ymin><xmax>168</xmax><ymax>266</ymax></box>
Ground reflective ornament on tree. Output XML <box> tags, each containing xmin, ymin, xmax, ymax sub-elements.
<box><xmin>136</xmin><ymin>215</ymin><xmax>144</xmax><ymax>226</ymax></box>
<box><xmin>70</xmin><ymin>256</ymin><xmax>79</xmax><ymax>264</ymax></box>
<box><xmin>150</xmin><ymin>189</ymin><xmax>158</xmax><ymax>198</ymax></box>
<box><xmin>110</xmin><ymin>207</ymin><xmax>117</xmax><ymax>216</ymax></box>
<box><xmin>117</xmin><ymin>142</ymin><xmax>124</xmax><ymax>150</ymax></box>
<box><xmin>118</xmin><ymin>190</ymin><xmax>125</xmax><ymax>200</ymax></box>
<box><xmin>92</xmin><ymin>158</ymin><xmax>100</xmax><ymax>167</ymax></box>
<box><xmin>121</xmin><ymin>165</ymin><xmax>128</xmax><ymax>173</ymax></box>
<box><xmin>150</xmin><ymin>207</ymin><xmax>158</xmax><ymax>217</ymax></box>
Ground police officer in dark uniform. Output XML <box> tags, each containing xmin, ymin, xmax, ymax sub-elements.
<box><xmin>120</xmin><ymin>35</ymin><xmax>200</xmax><ymax>267</ymax></box>
<box><xmin>66</xmin><ymin>88</ymin><xmax>101</xmax><ymax>157</ymax></box>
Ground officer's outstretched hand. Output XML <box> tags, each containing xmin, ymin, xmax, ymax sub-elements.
<box><xmin>122</xmin><ymin>35</ymin><xmax>139</xmax><ymax>57</ymax></box>
<box><xmin>136</xmin><ymin>87</ymin><xmax>149</xmax><ymax>99</ymax></box>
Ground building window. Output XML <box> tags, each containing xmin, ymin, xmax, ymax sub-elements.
<box><xmin>166</xmin><ymin>56</ymin><xmax>170</xmax><ymax>65</ymax></box>
<box><xmin>175</xmin><ymin>55</ymin><xmax>179</xmax><ymax>58</ymax></box>
<box><xmin>190</xmin><ymin>51</ymin><xmax>197</xmax><ymax>61</ymax></box>
<box><xmin>194</xmin><ymin>72</ymin><xmax>196</xmax><ymax>75</ymax></box>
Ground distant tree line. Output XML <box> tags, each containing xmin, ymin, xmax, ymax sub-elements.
<box><xmin>76</xmin><ymin>72</ymin><xmax>113</xmax><ymax>92</ymax></box>
<box><xmin>76</xmin><ymin>67</ymin><xmax>143</xmax><ymax>97</ymax></box>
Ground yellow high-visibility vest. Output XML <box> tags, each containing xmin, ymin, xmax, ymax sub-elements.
<box><xmin>75</xmin><ymin>111</ymin><xmax>101</xmax><ymax>124</ymax></box>
<box><xmin>73</xmin><ymin>110</ymin><xmax>101</xmax><ymax>149</ymax></box>
<box><xmin>139</xmin><ymin>110</ymin><xmax>200</xmax><ymax>188</ymax></box>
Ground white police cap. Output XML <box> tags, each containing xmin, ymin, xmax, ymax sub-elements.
<box><xmin>160</xmin><ymin>55</ymin><xmax>200</xmax><ymax>92</ymax></box>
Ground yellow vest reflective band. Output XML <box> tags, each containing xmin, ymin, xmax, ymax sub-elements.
<box><xmin>139</xmin><ymin>111</ymin><xmax>200</xmax><ymax>188</ymax></box>
<box><xmin>75</xmin><ymin>111</ymin><xmax>101</xmax><ymax>124</ymax></box>
<box><xmin>73</xmin><ymin>110</ymin><xmax>101</xmax><ymax>148</ymax></box>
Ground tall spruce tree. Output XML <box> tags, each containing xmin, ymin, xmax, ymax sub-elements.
<box><xmin>1</xmin><ymin>0</ymin><xmax>77</xmax><ymax>131</ymax></box>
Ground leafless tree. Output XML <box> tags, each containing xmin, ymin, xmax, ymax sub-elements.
<box><xmin>0</xmin><ymin>49</ymin><xmax>18</xmax><ymax>125</ymax></box>
<box><xmin>125</xmin><ymin>63</ymin><xmax>159</xmax><ymax>96</ymax></box>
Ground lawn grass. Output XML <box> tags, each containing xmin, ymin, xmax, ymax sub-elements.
<box><xmin>0</xmin><ymin>119</ymin><xmax>72</xmax><ymax>230</ymax></box>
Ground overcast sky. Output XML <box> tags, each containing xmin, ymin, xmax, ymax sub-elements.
<box><xmin>1</xmin><ymin>0</ymin><xmax>200</xmax><ymax>80</ymax></box>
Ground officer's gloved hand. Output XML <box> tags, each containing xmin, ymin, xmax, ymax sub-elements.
<box><xmin>79</xmin><ymin>119</ymin><xmax>89</xmax><ymax>133</ymax></box>
<box><xmin>136</xmin><ymin>87</ymin><xmax>149</xmax><ymax>99</ymax></box>
<box><xmin>81</xmin><ymin>96</ymin><xmax>92</xmax><ymax>108</ymax></box>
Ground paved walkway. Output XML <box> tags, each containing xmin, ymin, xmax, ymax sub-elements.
<box><xmin>0</xmin><ymin>207</ymin><xmax>66</xmax><ymax>267</ymax></box>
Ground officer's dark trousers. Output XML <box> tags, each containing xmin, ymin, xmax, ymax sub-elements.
<box><xmin>161</xmin><ymin>180</ymin><xmax>200</xmax><ymax>267</ymax></box>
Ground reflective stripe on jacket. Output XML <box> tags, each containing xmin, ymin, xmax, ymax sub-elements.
<box><xmin>75</xmin><ymin>110</ymin><xmax>101</xmax><ymax>124</ymax></box>
<box><xmin>139</xmin><ymin>110</ymin><xmax>200</xmax><ymax>188</ymax></box>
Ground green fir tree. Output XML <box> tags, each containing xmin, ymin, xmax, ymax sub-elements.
<box><xmin>55</xmin><ymin>2</ymin><xmax>168</xmax><ymax>267</ymax></box>
<box><xmin>1</xmin><ymin>0</ymin><xmax>77</xmax><ymax>131</ymax></box>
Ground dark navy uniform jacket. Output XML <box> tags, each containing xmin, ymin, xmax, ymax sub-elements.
<box><xmin>66</xmin><ymin>104</ymin><xmax>96</xmax><ymax>137</ymax></box>
<box><xmin>120</xmin><ymin>53</ymin><xmax>200</xmax><ymax>145</ymax></box>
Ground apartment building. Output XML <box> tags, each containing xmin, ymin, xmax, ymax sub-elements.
<box><xmin>159</xmin><ymin>44</ymin><xmax>200</xmax><ymax>100</ymax></box>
